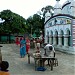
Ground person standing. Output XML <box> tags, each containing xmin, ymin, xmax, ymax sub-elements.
<box><xmin>15</xmin><ymin>36</ymin><xmax>20</xmax><ymax>46</ymax></box>
<box><xmin>33</xmin><ymin>38</ymin><xmax>36</xmax><ymax>49</ymax></box>
<box><xmin>26</xmin><ymin>37</ymin><xmax>30</xmax><ymax>54</ymax></box>
<box><xmin>20</xmin><ymin>37</ymin><xmax>26</xmax><ymax>58</ymax></box>
<box><xmin>20</xmin><ymin>37</ymin><xmax>23</xmax><ymax>47</ymax></box>
<box><xmin>36</xmin><ymin>38</ymin><xmax>41</xmax><ymax>52</ymax></box>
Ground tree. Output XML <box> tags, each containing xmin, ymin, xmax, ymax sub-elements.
<box><xmin>0</xmin><ymin>9</ymin><xmax>26</xmax><ymax>34</ymax></box>
<box><xmin>32</xmin><ymin>14</ymin><xmax>43</xmax><ymax>36</ymax></box>
<box><xmin>35</xmin><ymin>5</ymin><xmax>54</xmax><ymax>38</ymax></box>
<box><xmin>26</xmin><ymin>14</ymin><xmax>44</xmax><ymax>37</ymax></box>
<box><xmin>26</xmin><ymin>16</ymin><xmax>33</xmax><ymax>35</ymax></box>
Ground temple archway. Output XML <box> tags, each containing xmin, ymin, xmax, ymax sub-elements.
<box><xmin>66</xmin><ymin>29</ymin><xmax>70</xmax><ymax>46</ymax></box>
<box><xmin>50</xmin><ymin>30</ymin><xmax>53</xmax><ymax>44</ymax></box>
<box><xmin>60</xmin><ymin>30</ymin><xmax>64</xmax><ymax>45</ymax></box>
<box><xmin>55</xmin><ymin>30</ymin><xmax>58</xmax><ymax>45</ymax></box>
<box><xmin>47</xmin><ymin>31</ymin><xmax>49</xmax><ymax>43</ymax></box>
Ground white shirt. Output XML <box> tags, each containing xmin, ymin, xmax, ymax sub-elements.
<box><xmin>44</xmin><ymin>44</ymin><xmax>55</xmax><ymax>57</ymax></box>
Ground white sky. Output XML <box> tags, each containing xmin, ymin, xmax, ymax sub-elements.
<box><xmin>0</xmin><ymin>0</ymin><xmax>67</xmax><ymax>19</ymax></box>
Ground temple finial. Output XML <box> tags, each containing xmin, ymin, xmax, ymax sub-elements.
<box><xmin>56</xmin><ymin>0</ymin><xmax>60</xmax><ymax>1</ymax></box>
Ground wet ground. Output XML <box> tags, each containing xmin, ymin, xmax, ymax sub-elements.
<box><xmin>0</xmin><ymin>44</ymin><xmax>75</xmax><ymax>75</ymax></box>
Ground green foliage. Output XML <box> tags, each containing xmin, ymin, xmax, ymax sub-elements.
<box><xmin>26</xmin><ymin>14</ymin><xmax>44</xmax><ymax>37</ymax></box>
<box><xmin>0</xmin><ymin>9</ymin><xmax>44</xmax><ymax>37</ymax></box>
<box><xmin>0</xmin><ymin>9</ymin><xmax>26</xmax><ymax>34</ymax></box>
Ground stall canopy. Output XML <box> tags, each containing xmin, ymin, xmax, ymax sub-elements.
<box><xmin>32</xmin><ymin>33</ymin><xmax>37</xmax><ymax>38</ymax></box>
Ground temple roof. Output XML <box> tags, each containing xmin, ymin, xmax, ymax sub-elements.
<box><xmin>45</xmin><ymin>14</ymin><xmax>75</xmax><ymax>25</ymax></box>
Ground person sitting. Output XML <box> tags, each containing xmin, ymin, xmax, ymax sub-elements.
<box><xmin>0</xmin><ymin>61</ymin><xmax>10</xmax><ymax>75</ymax></box>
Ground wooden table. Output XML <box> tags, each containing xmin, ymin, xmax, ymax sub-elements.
<box><xmin>28</xmin><ymin>52</ymin><xmax>57</xmax><ymax>71</ymax></box>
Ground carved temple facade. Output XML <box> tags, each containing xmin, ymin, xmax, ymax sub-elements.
<box><xmin>44</xmin><ymin>0</ymin><xmax>75</xmax><ymax>54</ymax></box>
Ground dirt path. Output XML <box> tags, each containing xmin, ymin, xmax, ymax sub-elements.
<box><xmin>1</xmin><ymin>44</ymin><xmax>75</xmax><ymax>75</ymax></box>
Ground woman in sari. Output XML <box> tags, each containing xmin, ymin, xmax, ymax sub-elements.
<box><xmin>20</xmin><ymin>37</ymin><xmax>26</xmax><ymax>58</ymax></box>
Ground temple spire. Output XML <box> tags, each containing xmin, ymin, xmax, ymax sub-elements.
<box><xmin>54</xmin><ymin>0</ymin><xmax>61</xmax><ymax>15</ymax></box>
<box><xmin>56</xmin><ymin>0</ymin><xmax>60</xmax><ymax>1</ymax></box>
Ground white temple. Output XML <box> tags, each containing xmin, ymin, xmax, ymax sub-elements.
<box><xmin>44</xmin><ymin>0</ymin><xmax>75</xmax><ymax>54</ymax></box>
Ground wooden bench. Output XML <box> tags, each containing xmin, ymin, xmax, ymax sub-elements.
<box><xmin>53</xmin><ymin>52</ymin><xmax>58</xmax><ymax>66</ymax></box>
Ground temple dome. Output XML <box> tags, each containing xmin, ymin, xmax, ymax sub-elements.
<box><xmin>68</xmin><ymin>0</ymin><xmax>73</xmax><ymax>2</ymax></box>
<box><xmin>70</xmin><ymin>0</ymin><xmax>75</xmax><ymax>6</ymax></box>
<box><xmin>54</xmin><ymin>0</ymin><xmax>61</xmax><ymax>15</ymax></box>
<box><xmin>45</xmin><ymin>11</ymin><xmax>51</xmax><ymax>22</ymax></box>
<box><xmin>45</xmin><ymin>11</ymin><xmax>51</xmax><ymax>17</ymax></box>
<box><xmin>54</xmin><ymin>0</ymin><xmax>61</xmax><ymax>9</ymax></box>
<box><xmin>62</xmin><ymin>0</ymin><xmax>74</xmax><ymax>6</ymax></box>
<box><xmin>62</xmin><ymin>0</ymin><xmax>70</xmax><ymax>6</ymax></box>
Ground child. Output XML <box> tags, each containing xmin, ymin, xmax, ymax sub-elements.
<box><xmin>15</xmin><ymin>37</ymin><xmax>20</xmax><ymax>46</ymax></box>
<box><xmin>0</xmin><ymin>61</ymin><xmax>10</xmax><ymax>75</ymax></box>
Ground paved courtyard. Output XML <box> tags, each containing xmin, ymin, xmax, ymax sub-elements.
<box><xmin>0</xmin><ymin>44</ymin><xmax>75</xmax><ymax>75</ymax></box>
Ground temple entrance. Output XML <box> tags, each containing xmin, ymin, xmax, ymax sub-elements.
<box><xmin>55</xmin><ymin>31</ymin><xmax>58</xmax><ymax>45</ymax></box>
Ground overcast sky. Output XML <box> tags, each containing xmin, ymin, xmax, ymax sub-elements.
<box><xmin>0</xmin><ymin>0</ymin><xmax>67</xmax><ymax>19</ymax></box>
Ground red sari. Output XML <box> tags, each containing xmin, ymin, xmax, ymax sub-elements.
<box><xmin>26</xmin><ymin>39</ymin><xmax>30</xmax><ymax>53</ymax></box>
<box><xmin>15</xmin><ymin>37</ymin><xmax>20</xmax><ymax>45</ymax></box>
